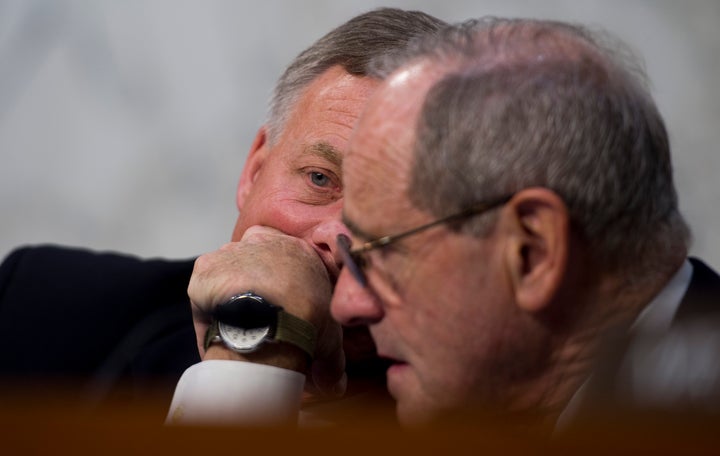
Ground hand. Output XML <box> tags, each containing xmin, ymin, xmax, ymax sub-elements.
<box><xmin>188</xmin><ymin>225</ymin><xmax>346</xmax><ymax>397</ymax></box>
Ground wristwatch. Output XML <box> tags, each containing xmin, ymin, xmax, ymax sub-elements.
<box><xmin>204</xmin><ymin>291</ymin><xmax>317</xmax><ymax>359</ymax></box>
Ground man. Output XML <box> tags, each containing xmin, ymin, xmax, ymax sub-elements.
<box><xmin>330</xmin><ymin>17</ymin><xmax>720</xmax><ymax>431</ymax></box>
<box><xmin>0</xmin><ymin>8</ymin><xmax>446</xmax><ymax>423</ymax></box>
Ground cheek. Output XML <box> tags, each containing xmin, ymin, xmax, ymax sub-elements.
<box><xmin>235</xmin><ymin>188</ymin><xmax>341</xmax><ymax>242</ymax></box>
<box><xmin>404</xmin><ymin>290</ymin><xmax>472</xmax><ymax>376</ymax></box>
<box><xmin>399</xmin><ymin>266</ymin><xmax>500</xmax><ymax>385</ymax></box>
<box><xmin>412</xmin><ymin>271</ymin><xmax>503</xmax><ymax>359</ymax></box>
<box><xmin>239</xmin><ymin>198</ymin><xmax>309</xmax><ymax>236</ymax></box>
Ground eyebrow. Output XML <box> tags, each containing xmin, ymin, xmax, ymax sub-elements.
<box><xmin>342</xmin><ymin>212</ymin><xmax>377</xmax><ymax>242</ymax></box>
<box><xmin>303</xmin><ymin>142</ymin><xmax>343</xmax><ymax>168</ymax></box>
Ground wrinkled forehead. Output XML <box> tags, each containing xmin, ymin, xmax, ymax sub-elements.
<box><xmin>280</xmin><ymin>65</ymin><xmax>381</xmax><ymax>152</ymax></box>
<box><xmin>347</xmin><ymin>60</ymin><xmax>445</xmax><ymax>175</ymax></box>
<box><xmin>342</xmin><ymin>61</ymin><xmax>440</xmax><ymax>235</ymax></box>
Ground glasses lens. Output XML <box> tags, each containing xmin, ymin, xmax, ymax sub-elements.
<box><xmin>337</xmin><ymin>234</ymin><xmax>367</xmax><ymax>287</ymax></box>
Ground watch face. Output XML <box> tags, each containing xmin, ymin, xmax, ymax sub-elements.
<box><xmin>218</xmin><ymin>321</ymin><xmax>270</xmax><ymax>352</ymax></box>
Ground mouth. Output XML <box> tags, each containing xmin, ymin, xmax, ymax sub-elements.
<box><xmin>379</xmin><ymin>354</ymin><xmax>410</xmax><ymax>401</ymax></box>
<box><xmin>378</xmin><ymin>354</ymin><xmax>407</xmax><ymax>370</ymax></box>
<box><xmin>377</xmin><ymin>347</ymin><xmax>409</xmax><ymax>374</ymax></box>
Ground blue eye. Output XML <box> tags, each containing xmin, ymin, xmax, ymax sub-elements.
<box><xmin>310</xmin><ymin>172</ymin><xmax>330</xmax><ymax>187</ymax></box>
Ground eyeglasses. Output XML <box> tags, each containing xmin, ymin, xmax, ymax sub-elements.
<box><xmin>337</xmin><ymin>195</ymin><xmax>513</xmax><ymax>287</ymax></box>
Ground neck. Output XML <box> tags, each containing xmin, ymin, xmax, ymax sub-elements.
<box><xmin>516</xmin><ymin>254</ymin><xmax>687</xmax><ymax>425</ymax></box>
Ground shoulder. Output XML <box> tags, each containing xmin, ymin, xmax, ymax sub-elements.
<box><xmin>1</xmin><ymin>244</ymin><xmax>195</xmax><ymax>292</ymax></box>
<box><xmin>688</xmin><ymin>257</ymin><xmax>720</xmax><ymax>288</ymax></box>
<box><xmin>0</xmin><ymin>244</ymin><xmax>196</xmax><ymax>325</ymax></box>
<box><xmin>2</xmin><ymin>244</ymin><xmax>195</xmax><ymax>274</ymax></box>
<box><xmin>675</xmin><ymin>257</ymin><xmax>720</xmax><ymax>322</ymax></box>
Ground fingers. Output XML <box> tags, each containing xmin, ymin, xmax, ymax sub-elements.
<box><xmin>187</xmin><ymin>226</ymin><xmax>341</xmax><ymax>378</ymax></box>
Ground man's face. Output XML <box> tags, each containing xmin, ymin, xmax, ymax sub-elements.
<box><xmin>231</xmin><ymin>65</ymin><xmax>379</xmax><ymax>281</ymax></box>
<box><xmin>331</xmin><ymin>64</ymin><xmax>542</xmax><ymax>425</ymax></box>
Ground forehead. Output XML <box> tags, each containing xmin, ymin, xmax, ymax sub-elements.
<box><xmin>343</xmin><ymin>62</ymin><xmax>440</xmax><ymax>237</ymax></box>
<box><xmin>276</xmin><ymin>65</ymin><xmax>380</xmax><ymax>158</ymax></box>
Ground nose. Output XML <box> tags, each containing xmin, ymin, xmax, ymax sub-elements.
<box><xmin>331</xmin><ymin>266</ymin><xmax>385</xmax><ymax>326</ymax></box>
<box><xmin>310</xmin><ymin>218</ymin><xmax>351</xmax><ymax>281</ymax></box>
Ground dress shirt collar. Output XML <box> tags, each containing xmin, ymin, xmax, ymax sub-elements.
<box><xmin>632</xmin><ymin>259</ymin><xmax>693</xmax><ymax>333</ymax></box>
<box><xmin>556</xmin><ymin>259</ymin><xmax>693</xmax><ymax>429</ymax></box>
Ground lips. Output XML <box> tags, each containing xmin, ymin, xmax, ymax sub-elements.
<box><xmin>378</xmin><ymin>353</ymin><xmax>406</xmax><ymax>369</ymax></box>
<box><xmin>381</xmin><ymin>355</ymin><xmax>409</xmax><ymax>399</ymax></box>
<box><xmin>373</xmin><ymin>336</ymin><xmax>407</xmax><ymax>374</ymax></box>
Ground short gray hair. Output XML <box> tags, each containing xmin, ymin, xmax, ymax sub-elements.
<box><xmin>382</xmin><ymin>18</ymin><xmax>690</xmax><ymax>276</ymax></box>
<box><xmin>265</xmin><ymin>8</ymin><xmax>446</xmax><ymax>145</ymax></box>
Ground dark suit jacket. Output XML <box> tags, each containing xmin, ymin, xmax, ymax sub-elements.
<box><xmin>0</xmin><ymin>245</ymin><xmax>200</xmax><ymax>410</ymax></box>
<box><xmin>675</xmin><ymin>257</ymin><xmax>720</xmax><ymax>322</ymax></box>
<box><xmin>570</xmin><ymin>257</ymin><xmax>720</xmax><ymax>423</ymax></box>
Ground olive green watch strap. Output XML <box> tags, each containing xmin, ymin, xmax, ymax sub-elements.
<box><xmin>276</xmin><ymin>310</ymin><xmax>317</xmax><ymax>359</ymax></box>
<box><xmin>203</xmin><ymin>321</ymin><xmax>221</xmax><ymax>352</ymax></box>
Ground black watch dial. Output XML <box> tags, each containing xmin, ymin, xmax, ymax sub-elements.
<box><xmin>213</xmin><ymin>292</ymin><xmax>281</xmax><ymax>329</ymax></box>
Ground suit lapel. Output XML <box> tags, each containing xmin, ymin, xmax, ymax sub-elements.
<box><xmin>673</xmin><ymin>257</ymin><xmax>720</xmax><ymax>323</ymax></box>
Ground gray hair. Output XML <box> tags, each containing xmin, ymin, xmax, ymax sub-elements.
<box><xmin>265</xmin><ymin>8</ymin><xmax>447</xmax><ymax>145</ymax></box>
<box><xmin>381</xmin><ymin>18</ymin><xmax>690</xmax><ymax>276</ymax></box>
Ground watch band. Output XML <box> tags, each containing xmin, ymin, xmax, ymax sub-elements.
<box><xmin>275</xmin><ymin>310</ymin><xmax>317</xmax><ymax>358</ymax></box>
<box><xmin>204</xmin><ymin>321</ymin><xmax>222</xmax><ymax>351</ymax></box>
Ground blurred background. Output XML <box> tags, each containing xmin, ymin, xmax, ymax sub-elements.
<box><xmin>1</xmin><ymin>0</ymin><xmax>718</xmax><ymax>268</ymax></box>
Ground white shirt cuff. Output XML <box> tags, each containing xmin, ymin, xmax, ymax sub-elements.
<box><xmin>166</xmin><ymin>360</ymin><xmax>305</xmax><ymax>426</ymax></box>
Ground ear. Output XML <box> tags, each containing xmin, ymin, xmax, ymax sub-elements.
<box><xmin>236</xmin><ymin>126</ymin><xmax>269</xmax><ymax>211</ymax></box>
<box><xmin>502</xmin><ymin>188</ymin><xmax>569</xmax><ymax>314</ymax></box>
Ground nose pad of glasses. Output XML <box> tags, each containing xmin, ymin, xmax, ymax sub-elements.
<box><xmin>337</xmin><ymin>234</ymin><xmax>368</xmax><ymax>288</ymax></box>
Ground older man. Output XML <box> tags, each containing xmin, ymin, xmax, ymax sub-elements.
<box><xmin>165</xmin><ymin>8</ymin><xmax>445</xmax><ymax>424</ymax></box>
<box><xmin>0</xmin><ymin>8</ymin><xmax>445</xmax><ymax>424</ymax></box>
<box><xmin>330</xmin><ymin>18</ymin><xmax>720</xmax><ymax>430</ymax></box>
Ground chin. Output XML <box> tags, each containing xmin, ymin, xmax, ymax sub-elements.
<box><xmin>395</xmin><ymin>399</ymin><xmax>440</xmax><ymax>428</ymax></box>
